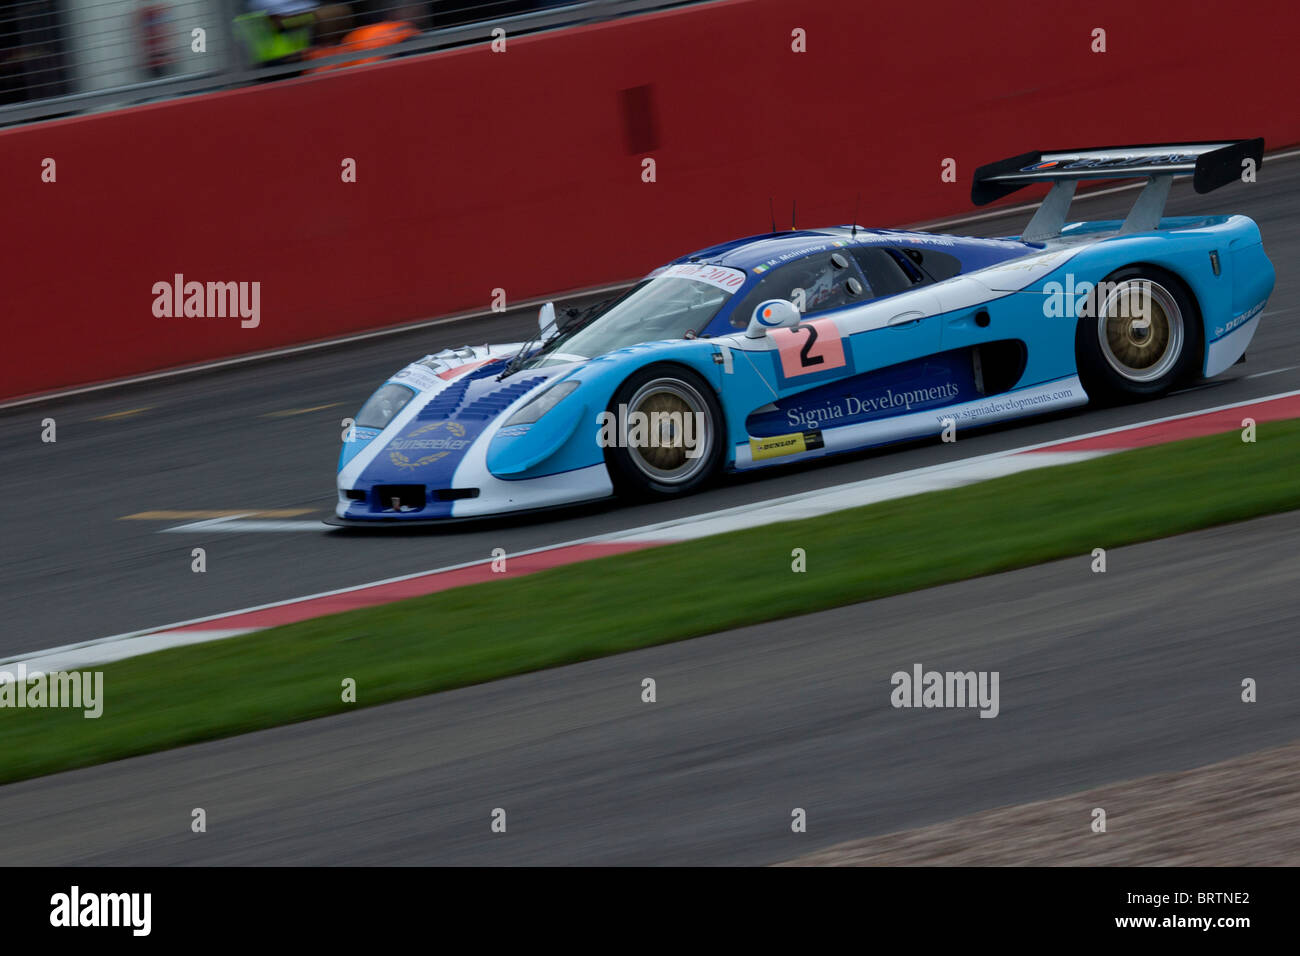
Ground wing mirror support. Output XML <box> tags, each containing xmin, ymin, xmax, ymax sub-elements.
<box><xmin>745</xmin><ymin>298</ymin><xmax>802</xmax><ymax>338</ymax></box>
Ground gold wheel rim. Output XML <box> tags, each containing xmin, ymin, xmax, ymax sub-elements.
<box><xmin>1097</xmin><ymin>280</ymin><xmax>1184</xmax><ymax>383</ymax></box>
<box><xmin>623</xmin><ymin>378</ymin><xmax>712</xmax><ymax>484</ymax></box>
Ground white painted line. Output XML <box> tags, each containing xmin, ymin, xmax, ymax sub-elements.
<box><xmin>0</xmin><ymin>541</ymin><xmax>637</xmax><ymax>667</ymax></box>
<box><xmin>9</xmin><ymin>448</ymin><xmax>1100</xmax><ymax>666</ymax></box>
<box><xmin>0</xmin><ymin>630</ymin><xmax>256</xmax><ymax>684</ymax></box>
<box><xmin>163</xmin><ymin>513</ymin><xmax>253</xmax><ymax>531</ymax></box>
<box><xmin>163</xmin><ymin>519</ymin><xmax>326</xmax><ymax>533</ymax></box>
<box><xmin>1243</xmin><ymin>365</ymin><xmax>1299</xmax><ymax>380</ymax></box>
<box><xmin>1008</xmin><ymin>387</ymin><xmax>1300</xmax><ymax>449</ymax></box>
<box><xmin>603</xmin><ymin>387</ymin><xmax>1300</xmax><ymax>548</ymax></box>
<box><xmin>615</xmin><ymin>451</ymin><xmax>1105</xmax><ymax>543</ymax></box>
<box><xmin>6</xmin><ymin>387</ymin><xmax>1299</xmax><ymax>672</ymax></box>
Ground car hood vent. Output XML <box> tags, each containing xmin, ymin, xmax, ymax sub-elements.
<box><xmin>415</xmin><ymin>374</ymin><xmax>549</xmax><ymax>421</ymax></box>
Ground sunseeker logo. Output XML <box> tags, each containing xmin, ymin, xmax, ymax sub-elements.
<box><xmin>50</xmin><ymin>886</ymin><xmax>150</xmax><ymax>936</ymax></box>
<box><xmin>388</xmin><ymin>421</ymin><xmax>470</xmax><ymax>470</ymax></box>
<box><xmin>597</xmin><ymin>405</ymin><xmax>706</xmax><ymax>458</ymax></box>
<box><xmin>0</xmin><ymin>665</ymin><xmax>102</xmax><ymax>718</ymax></box>
<box><xmin>151</xmin><ymin>274</ymin><xmax>261</xmax><ymax>328</ymax></box>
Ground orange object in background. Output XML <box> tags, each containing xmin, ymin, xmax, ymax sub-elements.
<box><xmin>305</xmin><ymin>22</ymin><xmax>418</xmax><ymax>74</ymax></box>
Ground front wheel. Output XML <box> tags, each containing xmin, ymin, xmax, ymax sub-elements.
<box><xmin>603</xmin><ymin>364</ymin><xmax>724</xmax><ymax>499</ymax></box>
<box><xmin>1075</xmin><ymin>267</ymin><xmax>1202</xmax><ymax>402</ymax></box>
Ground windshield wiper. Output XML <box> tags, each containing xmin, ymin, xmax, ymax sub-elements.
<box><xmin>498</xmin><ymin>330</ymin><xmax>542</xmax><ymax>380</ymax></box>
<box><xmin>497</xmin><ymin>299</ymin><xmax>611</xmax><ymax>379</ymax></box>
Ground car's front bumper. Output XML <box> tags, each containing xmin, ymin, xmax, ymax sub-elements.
<box><xmin>333</xmin><ymin>461</ymin><xmax>614</xmax><ymax>523</ymax></box>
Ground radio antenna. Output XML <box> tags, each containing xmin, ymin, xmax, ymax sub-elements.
<box><xmin>791</xmin><ymin>199</ymin><xmax>797</xmax><ymax>231</ymax></box>
<box><xmin>851</xmin><ymin>193</ymin><xmax>861</xmax><ymax>238</ymax></box>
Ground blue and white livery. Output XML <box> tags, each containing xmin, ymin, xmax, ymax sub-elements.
<box><xmin>331</xmin><ymin>139</ymin><xmax>1274</xmax><ymax>524</ymax></box>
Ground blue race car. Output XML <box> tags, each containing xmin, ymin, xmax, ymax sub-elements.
<box><xmin>331</xmin><ymin>139</ymin><xmax>1273</xmax><ymax>524</ymax></box>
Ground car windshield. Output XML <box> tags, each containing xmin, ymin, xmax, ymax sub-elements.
<box><xmin>521</xmin><ymin>264</ymin><xmax>745</xmax><ymax>369</ymax></box>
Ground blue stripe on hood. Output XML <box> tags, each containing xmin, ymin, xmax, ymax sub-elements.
<box><xmin>359</xmin><ymin>368</ymin><xmax>554</xmax><ymax>489</ymax></box>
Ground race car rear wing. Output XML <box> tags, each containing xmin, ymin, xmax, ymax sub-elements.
<box><xmin>971</xmin><ymin>139</ymin><xmax>1264</xmax><ymax>241</ymax></box>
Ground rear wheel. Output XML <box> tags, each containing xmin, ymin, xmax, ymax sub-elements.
<box><xmin>603</xmin><ymin>365</ymin><xmax>724</xmax><ymax>498</ymax></box>
<box><xmin>1075</xmin><ymin>266</ymin><xmax>1202</xmax><ymax>401</ymax></box>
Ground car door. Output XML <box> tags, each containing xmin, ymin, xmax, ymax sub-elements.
<box><xmin>724</xmin><ymin>246</ymin><xmax>944</xmax><ymax>400</ymax></box>
<box><xmin>720</xmin><ymin>247</ymin><xmax>951</xmax><ymax>467</ymax></box>
<box><xmin>835</xmin><ymin>246</ymin><xmax>943</xmax><ymax>374</ymax></box>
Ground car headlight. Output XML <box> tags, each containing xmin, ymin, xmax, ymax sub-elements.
<box><xmin>504</xmin><ymin>380</ymin><xmax>580</xmax><ymax>426</ymax></box>
<box><xmin>354</xmin><ymin>383</ymin><xmax>416</xmax><ymax>432</ymax></box>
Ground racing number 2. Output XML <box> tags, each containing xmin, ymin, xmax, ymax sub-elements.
<box><xmin>786</xmin><ymin>324</ymin><xmax>824</xmax><ymax>369</ymax></box>
<box><xmin>773</xmin><ymin>318</ymin><xmax>847</xmax><ymax>379</ymax></box>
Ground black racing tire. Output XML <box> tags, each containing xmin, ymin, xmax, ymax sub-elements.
<box><xmin>1074</xmin><ymin>265</ymin><xmax>1203</xmax><ymax>403</ymax></box>
<box><xmin>603</xmin><ymin>364</ymin><xmax>725</xmax><ymax>499</ymax></box>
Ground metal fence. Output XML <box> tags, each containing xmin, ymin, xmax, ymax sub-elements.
<box><xmin>0</xmin><ymin>0</ymin><xmax>695</xmax><ymax>127</ymax></box>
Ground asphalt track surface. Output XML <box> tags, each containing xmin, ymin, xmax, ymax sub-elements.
<box><xmin>0</xmin><ymin>156</ymin><xmax>1296</xmax><ymax>666</ymax></box>
<box><xmin>1</xmin><ymin>511</ymin><xmax>1296</xmax><ymax>865</ymax></box>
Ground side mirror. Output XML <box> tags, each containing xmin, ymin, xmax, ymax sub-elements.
<box><xmin>538</xmin><ymin>302</ymin><xmax>556</xmax><ymax>337</ymax></box>
<box><xmin>745</xmin><ymin>298</ymin><xmax>802</xmax><ymax>338</ymax></box>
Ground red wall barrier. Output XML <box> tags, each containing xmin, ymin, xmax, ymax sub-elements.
<box><xmin>3</xmin><ymin>0</ymin><xmax>1298</xmax><ymax>400</ymax></box>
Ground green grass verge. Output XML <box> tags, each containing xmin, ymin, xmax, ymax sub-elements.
<box><xmin>3</xmin><ymin>419</ymin><xmax>1299</xmax><ymax>784</ymax></box>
